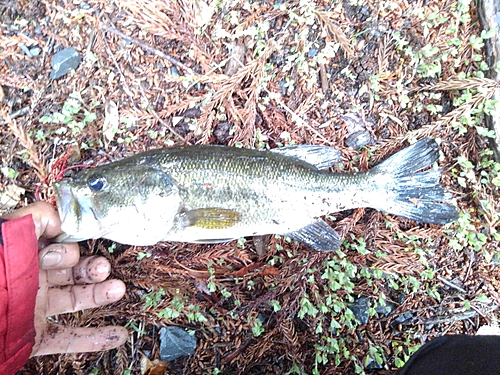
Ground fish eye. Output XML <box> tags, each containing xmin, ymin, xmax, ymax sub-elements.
<box><xmin>87</xmin><ymin>176</ymin><xmax>107</xmax><ymax>191</ymax></box>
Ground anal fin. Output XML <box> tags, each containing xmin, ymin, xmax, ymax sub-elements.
<box><xmin>284</xmin><ymin>219</ymin><xmax>340</xmax><ymax>251</ymax></box>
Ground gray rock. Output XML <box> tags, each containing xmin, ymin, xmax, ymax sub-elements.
<box><xmin>392</xmin><ymin>312</ymin><xmax>414</xmax><ymax>325</ymax></box>
<box><xmin>375</xmin><ymin>301</ymin><xmax>397</xmax><ymax>315</ymax></box>
<box><xmin>349</xmin><ymin>296</ymin><xmax>370</xmax><ymax>324</ymax></box>
<box><xmin>308</xmin><ymin>48</ymin><xmax>318</xmax><ymax>58</ymax></box>
<box><xmin>18</xmin><ymin>44</ymin><xmax>32</xmax><ymax>57</ymax></box>
<box><xmin>279</xmin><ymin>79</ymin><xmax>287</xmax><ymax>96</ymax></box>
<box><xmin>345</xmin><ymin>130</ymin><xmax>372</xmax><ymax>149</ymax></box>
<box><xmin>159</xmin><ymin>326</ymin><xmax>197</xmax><ymax>361</ymax></box>
<box><xmin>50</xmin><ymin>47</ymin><xmax>81</xmax><ymax>79</ymax></box>
<box><xmin>171</xmin><ymin>66</ymin><xmax>180</xmax><ymax>77</ymax></box>
<box><xmin>342</xmin><ymin>113</ymin><xmax>373</xmax><ymax>149</ymax></box>
<box><xmin>364</xmin><ymin>355</ymin><xmax>384</xmax><ymax>370</ymax></box>
<box><xmin>30</xmin><ymin>47</ymin><xmax>41</xmax><ymax>57</ymax></box>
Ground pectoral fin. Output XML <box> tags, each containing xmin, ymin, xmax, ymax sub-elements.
<box><xmin>181</xmin><ymin>208</ymin><xmax>241</xmax><ymax>229</ymax></box>
<box><xmin>285</xmin><ymin>219</ymin><xmax>340</xmax><ymax>251</ymax></box>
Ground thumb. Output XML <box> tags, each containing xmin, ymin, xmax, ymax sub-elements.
<box><xmin>2</xmin><ymin>202</ymin><xmax>62</xmax><ymax>239</ymax></box>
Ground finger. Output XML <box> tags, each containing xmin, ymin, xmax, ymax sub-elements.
<box><xmin>46</xmin><ymin>255</ymin><xmax>111</xmax><ymax>286</ymax></box>
<box><xmin>39</xmin><ymin>242</ymin><xmax>80</xmax><ymax>270</ymax></box>
<box><xmin>47</xmin><ymin>279</ymin><xmax>126</xmax><ymax>315</ymax></box>
<box><xmin>32</xmin><ymin>324</ymin><xmax>128</xmax><ymax>356</ymax></box>
<box><xmin>1</xmin><ymin>202</ymin><xmax>61</xmax><ymax>239</ymax></box>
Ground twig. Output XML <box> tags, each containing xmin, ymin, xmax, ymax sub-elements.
<box><xmin>99</xmin><ymin>25</ymin><xmax>136</xmax><ymax>102</ymax></box>
<box><xmin>468</xmin><ymin>302</ymin><xmax>497</xmax><ymax>320</ymax></box>
<box><xmin>149</xmin><ymin>108</ymin><xmax>189</xmax><ymax>143</ymax></box>
<box><xmin>100</xmin><ymin>21</ymin><xmax>190</xmax><ymax>143</ymax></box>
<box><xmin>137</xmin><ymin>84</ymin><xmax>189</xmax><ymax>143</ymax></box>
<box><xmin>437</xmin><ymin>275</ymin><xmax>467</xmax><ymax>294</ymax></box>
<box><xmin>100</xmin><ymin>24</ymin><xmax>196</xmax><ymax>76</ymax></box>
<box><xmin>420</xmin><ymin>309</ymin><xmax>477</xmax><ymax>326</ymax></box>
<box><xmin>0</xmin><ymin>106</ymin><xmax>30</xmax><ymax>124</ymax></box>
<box><xmin>2</xmin><ymin>113</ymin><xmax>46</xmax><ymax>180</ymax></box>
<box><xmin>264</xmin><ymin>88</ymin><xmax>334</xmax><ymax>146</ymax></box>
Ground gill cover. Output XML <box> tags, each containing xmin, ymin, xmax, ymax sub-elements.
<box><xmin>55</xmin><ymin>166</ymin><xmax>183</xmax><ymax>246</ymax></box>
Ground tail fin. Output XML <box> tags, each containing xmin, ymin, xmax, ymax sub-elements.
<box><xmin>371</xmin><ymin>138</ymin><xmax>458</xmax><ymax>224</ymax></box>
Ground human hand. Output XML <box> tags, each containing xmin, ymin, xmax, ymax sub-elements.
<box><xmin>2</xmin><ymin>202</ymin><xmax>128</xmax><ymax>356</ymax></box>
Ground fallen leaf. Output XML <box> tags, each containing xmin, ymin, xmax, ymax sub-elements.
<box><xmin>140</xmin><ymin>352</ymin><xmax>168</xmax><ymax>375</ymax></box>
<box><xmin>147</xmin><ymin>361</ymin><xmax>168</xmax><ymax>375</ymax></box>
<box><xmin>140</xmin><ymin>353</ymin><xmax>152</xmax><ymax>375</ymax></box>
<box><xmin>0</xmin><ymin>185</ymin><xmax>25</xmax><ymax>212</ymax></box>
<box><xmin>103</xmin><ymin>100</ymin><xmax>119</xmax><ymax>147</ymax></box>
<box><xmin>193</xmin><ymin>0</ymin><xmax>214</xmax><ymax>28</ymax></box>
<box><xmin>258</xmin><ymin>266</ymin><xmax>280</xmax><ymax>277</ymax></box>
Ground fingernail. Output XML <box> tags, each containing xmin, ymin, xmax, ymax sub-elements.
<box><xmin>107</xmin><ymin>285</ymin><xmax>124</xmax><ymax>301</ymax></box>
<box><xmin>95</xmin><ymin>260</ymin><xmax>109</xmax><ymax>275</ymax></box>
<box><xmin>41</xmin><ymin>251</ymin><xmax>62</xmax><ymax>268</ymax></box>
<box><xmin>95</xmin><ymin>281</ymin><xmax>125</xmax><ymax>305</ymax></box>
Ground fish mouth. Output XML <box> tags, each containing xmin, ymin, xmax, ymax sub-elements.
<box><xmin>53</xmin><ymin>181</ymin><xmax>81</xmax><ymax>242</ymax></box>
<box><xmin>54</xmin><ymin>181</ymin><xmax>73</xmax><ymax>222</ymax></box>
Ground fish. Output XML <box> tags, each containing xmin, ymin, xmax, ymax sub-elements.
<box><xmin>53</xmin><ymin>138</ymin><xmax>459</xmax><ymax>251</ymax></box>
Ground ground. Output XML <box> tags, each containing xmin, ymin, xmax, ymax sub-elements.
<box><xmin>1</xmin><ymin>0</ymin><xmax>500</xmax><ymax>374</ymax></box>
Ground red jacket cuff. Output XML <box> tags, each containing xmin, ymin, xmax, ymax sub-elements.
<box><xmin>0</xmin><ymin>215</ymin><xmax>39</xmax><ymax>375</ymax></box>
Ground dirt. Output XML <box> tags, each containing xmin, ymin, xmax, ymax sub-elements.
<box><xmin>1</xmin><ymin>0</ymin><xmax>500</xmax><ymax>374</ymax></box>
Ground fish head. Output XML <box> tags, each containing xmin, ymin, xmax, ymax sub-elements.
<box><xmin>53</xmin><ymin>163</ymin><xmax>183</xmax><ymax>245</ymax></box>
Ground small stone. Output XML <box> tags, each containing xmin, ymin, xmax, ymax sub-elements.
<box><xmin>345</xmin><ymin>130</ymin><xmax>372</xmax><ymax>149</ymax></box>
<box><xmin>18</xmin><ymin>44</ymin><xmax>32</xmax><ymax>57</ymax></box>
<box><xmin>171</xmin><ymin>66</ymin><xmax>180</xmax><ymax>77</ymax></box>
<box><xmin>159</xmin><ymin>326</ymin><xmax>197</xmax><ymax>362</ymax></box>
<box><xmin>50</xmin><ymin>47</ymin><xmax>81</xmax><ymax>79</ymax></box>
<box><xmin>279</xmin><ymin>79</ymin><xmax>287</xmax><ymax>96</ymax></box>
<box><xmin>392</xmin><ymin>312</ymin><xmax>414</xmax><ymax>325</ymax></box>
<box><xmin>213</xmin><ymin>121</ymin><xmax>232</xmax><ymax>144</ymax></box>
<box><xmin>342</xmin><ymin>113</ymin><xmax>374</xmax><ymax>149</ymax></box>
<box><xmin>349</xmin><ymin>296</ymin><xmax>370</xmax><ymax>324</ymax></box>
<box><xmin>491</xmin><ymin>252</ymin><xmax>500</xmax><ymax>266</ymax></box>
<box><xmin>30</xmin><ymin>47</ymin><xmax>41</xmax><ymax>57</ymax></box>
<box><xmin>181</xmin><ymin>108</ymin><xmax>201</xmax><ymax>119</ymax></box>
<box><xmin>308</xmin><ymin>48</ymin><xmax>318</xmax><ymax>58</ymax></box>
<box><xmin>393</xmin><ymin>293</ymin><xmax>407</xmax><ymax>304</ymax></box>
<box><xmin>257</xmin><ymin>313</ymin><xmax>267</xmax><ymax>323</ymax></box>
<box><xmin>364</xmin><ymin>355</ymin><xmax>384</xmax><ymax>370</ymax></box>
<box><xmin>375</xmin><ymin>301</ymin><xmax>397</xmax><ymax>315</ymax></box>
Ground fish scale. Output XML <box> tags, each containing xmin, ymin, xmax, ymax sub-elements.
<box><xmin>160</xmin><ymin>147</ymin><xmax>332</xmax><ymax>222</ymax></box>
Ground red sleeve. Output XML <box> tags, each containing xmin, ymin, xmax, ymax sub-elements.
<box><xmin>0</xmin><ymin>215</ymin><xmax>39</xmax><ymax>375</ymax></box>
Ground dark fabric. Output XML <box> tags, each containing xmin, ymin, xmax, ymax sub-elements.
<box><xmin>0</xmin><ymin>216</ymin><xmax>39</xmax><ymax>375</ymax></box>
<box><xmin>398</xmin><ymin>334</ymin><xmax>500</xmax><ymax>375</ymax></box>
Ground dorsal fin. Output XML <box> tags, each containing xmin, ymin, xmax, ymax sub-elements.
<box><xmin>270</xmin><ymin>145</ymin><xmax>341</xmax><ymax>170</ymax></box>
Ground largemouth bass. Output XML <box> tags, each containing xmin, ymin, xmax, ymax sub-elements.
<box><xmin>54</xmin><ymin>138</ymin><xmax>458</xmax><ymax>251</ymax></box>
